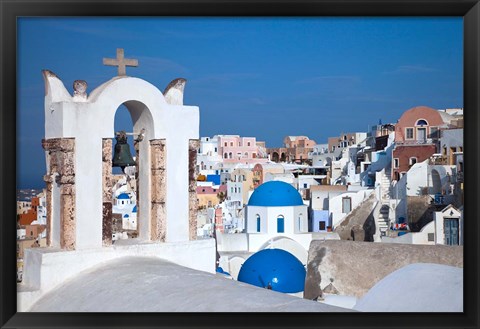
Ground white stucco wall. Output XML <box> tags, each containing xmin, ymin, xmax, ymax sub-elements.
<box><xmin>216</xmin><ymin>232</ymin><xmax>249</xmax><ymax>252</ymax></box>
<box><xmin>246</xmin><ymin>205</ymin><xmax>308</xmax><ymax>235</ymax></box>
<box><xmin>248</xmin><ymin>233</ymin><xmax>313</xmax><ymax>254</ymax></box>
<box><xmin>329</xmin><ymin>190</ymin><xmax>372</xmax><ymax>227</ymax></box>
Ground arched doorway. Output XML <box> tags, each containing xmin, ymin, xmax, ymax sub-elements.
<box><xmin>272</xmin><ymin>152</ymin><xmax>279</xmax><ymax>162</ymax></box>
<box><xmin>431</xmin><ymin>169</ymin><xmax>442</xmax><ymax>195</ymax></box>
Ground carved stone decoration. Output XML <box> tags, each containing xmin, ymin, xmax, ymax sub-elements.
<box><xmin>150</xmin><ymin>139</ymin><xmax>167</xmax><ymax>241</ymax></box>
<box><xmin>73</xmin><ymin>80</ymin><xmax>88</xmax><ymax>99</ymax></box>
<box><xmin>163</xmin><ymin>78</ymin><xmax>186</xmax><ymax>105</ymax></box>
<box><xmin>102</xmin><ymin>139</ymin><xmax>113</xmax><ymax>246</ymax></box>
<box><xmin>42</xmin><ymin>138</ymin><xmax>76</xmax><ymax>250</ymax></box>
<box><xmin>188</xmin><ymin>139</ymin><xmax>200</xmax><ymax>241</ymax></box>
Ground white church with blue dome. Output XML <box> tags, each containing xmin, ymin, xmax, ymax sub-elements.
<box><xmin>246</xmin><ymin>181</ymin><xmax>311</xmax><ymax>255</ymax></box>
<box><xmin>112</xmin><ymin>192</ymin><xmax>138</xmax><ymax>236</ymax></box>
<box><xmin>217</xmin><ymin>180</ymin><xmax>340</xmax><ymax>281</ymax></box>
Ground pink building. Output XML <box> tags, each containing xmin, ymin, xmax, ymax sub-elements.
<box><xmin>217</xmin><ymin>135</ymin><xmax>268</xmax><ymax>164</ymax></box>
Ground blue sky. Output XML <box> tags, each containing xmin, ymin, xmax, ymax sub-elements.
<box><xmin>17</xmin><ymin>17</ymin><xmax>462</xmax><ymax>188</ymax></box>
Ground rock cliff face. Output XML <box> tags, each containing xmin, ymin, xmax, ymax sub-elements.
<box><xmin>304</xmin><ymin>240</ymin><xmax>463</xmax><ymax>300</ymax></box>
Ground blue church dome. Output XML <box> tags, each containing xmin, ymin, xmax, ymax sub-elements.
<box><xmin>237</xmin><ymin>249</ymin><xmax>306</xmax><ymax>293</ymax></box>
<box><xmin>117</xmin><ymin>193</ymin><xmax>130</xmax><ymax>200</ymax></box>
<box><xmin>248</xmin><ymin>181</ymin><xmax>304</xmax><ymax>207</ymax></box>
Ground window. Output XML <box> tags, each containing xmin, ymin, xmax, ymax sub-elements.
<box><xmin>256</xmin><ymin>215</ymin><xmax>261</xmax><ymax>232</ymax></box>
<box><xmin>224</xmin><ymin>142</ymin><xmax>227</xmax><ymax>147</ymax></box>
<box><xmin>214</xmin><ymin>147</ymin><xmax>217</xmax><ymax>152</ymax></box>
<box><xmin>409</xmin><ymin>157</ymin><xmax>417</xmax><ymax>166</ymax></box>
<box><xmin>229</xmin><ymin>152</ymin><xmax>232</xmax><ymax>159</ymax></box>
<box><xmin>429</xmin><ymin>127</ymin><xmax>439</xmax><ymax>139</ymax></box>
<box><xmin>247</xmin><ymin>142</ymin><xmax>251</xmax><ymax>146</ymax></box>
<box><xmin>230</xmin><ymin>142</ymin><xmax>233</xmax><ymax>147</ymax></box>
<box><xmin>342</xmin><ymin>197</ymin><xmax>352</xmax><ymax>213</ymax></box>
<box><xmin>393</xmin><ymin>158</ymin><xmax>399</xmax><ymax>169</ymax></box>
<box><xmin>277</xmin><ymin>216</ymin><xmax>285</xmax><ymax>233</ymax></box>
<box><xmin>224</xmin><ymin>153</ymin><xmax>228</xmax><ymax>159</ymax></box>
<box><xmin>206</xmin><ymin>138</ymin><xmax>209</xmax><ymax>141</ymax></box>
<box><xmin>303</xmin><ymin>183</ymin><xmax>308</xmax><ymax>188</ymax></box>
<box><xmin>319</xmin><ymin>221</ymin><xmax>326</xmax><ymax>231</ymax></box>
<box><xmin>406</xmin><ymin>128</ymin><xmax>414</xmax><ymax>139</ymax></box>
<box><xmin>416</xmin><ymin>119</ymin><xmax>428</xmax><ymax>126</ymax></box>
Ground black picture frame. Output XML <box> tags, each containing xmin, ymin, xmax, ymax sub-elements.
<box><xmin>1</xmin><ymin>0</ymin><xmax>479</xmax><ymax>328</ymax></box>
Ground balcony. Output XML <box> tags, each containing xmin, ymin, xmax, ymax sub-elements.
<box><xmin>396</xmin><ymin>138</ymin><xmax>435</xmax><ymax>146</ymax></box>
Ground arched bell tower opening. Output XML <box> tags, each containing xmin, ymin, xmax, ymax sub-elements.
<box><xmin>104</xmin><ymin>104</ymin><xmax>141</xmax><ymax>244</ymax></box>
<box><xmin>102</xmin><ymin>100</ymin><xmax>162</xmax><ymax>245</ymax></box>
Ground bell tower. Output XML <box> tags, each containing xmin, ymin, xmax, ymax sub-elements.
<box><xmin>41</xmin><ymin>49</ymin><xmax>201</xmax><ymax>250</ymax></box>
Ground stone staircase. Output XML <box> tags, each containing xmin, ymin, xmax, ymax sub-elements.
<box><xmin>377</xmin><ymin>168</ymin><xmax>392</xmax><ymax>237</ymax></box>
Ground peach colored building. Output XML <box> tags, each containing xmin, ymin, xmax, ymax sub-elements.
<box><xmin>217</xmin><ymin>135</ymin><xmax>268</xmax><ymax>165</ymax></box>
<box><xmin>252</xmin><ymin>163</ymin><xmax>285</xmax><ymax>188</ymax></box>
<box><xmin>267</xmin><ymin>136</ymin><xmax>316</xmax><ymax>164</ymax></box>
<box><xmin>327</xmin><ymin>132</ymin><xmax>367</xmax><ymax>153</ymax></box>
<box><xmin>196</xmin><ymin>184</ymin><xmax>227</xmax><ymax>208</ymax></box>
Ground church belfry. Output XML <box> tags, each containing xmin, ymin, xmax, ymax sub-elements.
<box><xmin>41</xmin><ymin>49</ymin><xmax>200</xmax><ymax>250</ymax></box>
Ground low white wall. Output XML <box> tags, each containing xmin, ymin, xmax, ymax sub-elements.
<box><xmin>18</xmin><ymin>239</ymin><xmax>215</xmax><ymax>311</ymax></box>
<box><xmin>217</xmin><ymin>233</ymin><xmax>248</xmax><ymax>252</ymax></box>
<box><xmin>248</xmin><ymin>233</ymin><xmax>312</xmax><ymax>254</ymax></box>
<box><xmin>381</xmin><ymin>221</ymin><xmax>435</xmax><ymax>245</ymax></box>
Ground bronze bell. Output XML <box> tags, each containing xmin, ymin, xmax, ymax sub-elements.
<box><xmin>112</xmin><ymin>131</ymin><xmax>136</xmax><ymax>171</ymax></box>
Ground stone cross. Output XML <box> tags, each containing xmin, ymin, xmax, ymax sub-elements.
<box><xmin>103</xmin><ymin>48</ymin><xmax>138</xmax><ymax>76</ymax></box>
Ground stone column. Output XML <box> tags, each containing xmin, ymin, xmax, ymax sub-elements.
<box><xmin>42</xmin><ymin>174</ymin><xmax>54</xmax><ymax>246</ymax></box>
<box><xmin>102</xmin><ymin>139</ymin><xmax>113</xmax><ymax>246</ymax></box>
<box><xmin>150</xmin><ymin>139</ymin><xmax>167</xmax><ymax>241</ymax></box>
<box><xmin>188</xmin><ymin>139</ymin><xmax>199</xmax><ymax>241</ymax></box>
<box><xmin>42</xmin><ymin>138</ymin><xmax>76</xmax><ymax>250</ymax></box>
